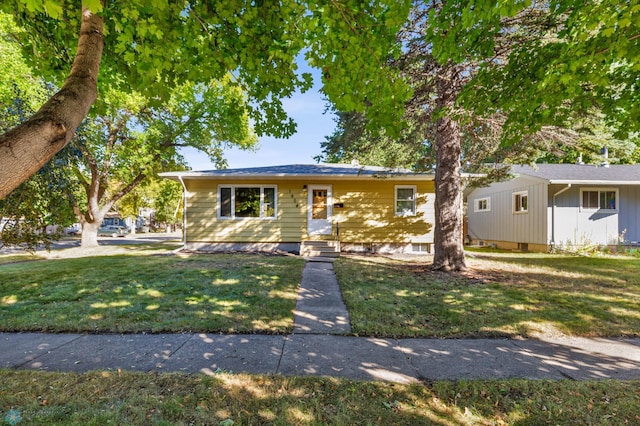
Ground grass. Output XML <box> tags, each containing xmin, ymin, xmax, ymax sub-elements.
<box><xmin>0</xmin><ymin>370</ymin><xmax>639</xmax><ymax>425</ymax></box>
<box><xmin>336</xmin><ymin>250</ymin><xmax>640</xmax><ymax>338</ymax></box>
<box><xmin>3</xmin><ymin>246</ymin><xmax>640</xmax><ymax>425</ymax></box>
<box><xmin>4</xmin><ymin>246</ymin><xmax>640</xmax><ymax>338</ymax></box>
<box><xmin>0</xmin><ymin>253</ymin><xmax>305</xmax><ymax>334</ymax></box>
<box><xmin>0</xmin><ymin>253</ymin><xmax>45</xmax><ymax>266</ymax></box>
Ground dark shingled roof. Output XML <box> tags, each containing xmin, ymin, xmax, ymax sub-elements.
<box><xmin>511</xmin><ymin>164</ymin><xmax>640</xmax><ymax>184</ymax></box>
<box><xmin>161</xmin><ymin>163</ymin><xmax>434</xmax><ymax>179</ymax></box>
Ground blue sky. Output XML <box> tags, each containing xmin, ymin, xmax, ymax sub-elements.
<box><xmin>181</xmin><ymin>64</ymin><xmax>337</xmax><ymax>171</ymax></box>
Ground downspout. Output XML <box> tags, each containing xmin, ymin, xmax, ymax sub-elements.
<box><xmin>177</xmin><ymin>176</ymin><xmax>188</xmax><ymax>250</ymax></box>
<box><xmin>551</xmin><ymin>184</ymin><xmax>571</xmax><ymax>248</ymax></box>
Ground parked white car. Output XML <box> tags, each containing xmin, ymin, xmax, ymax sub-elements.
<box><xmin>97</xmin><ymin>225</ymin><xmax>128</xmax><ymax>238</ymax></box>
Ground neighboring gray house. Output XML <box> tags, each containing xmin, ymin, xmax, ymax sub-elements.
<box><xmin>466</xmin><ymin>164</ymin><xmax>640</xmax><ymax>252</ymax></box>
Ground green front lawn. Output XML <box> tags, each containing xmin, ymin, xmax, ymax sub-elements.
<box><xmin>337</xmin><ymin>250</ymin><xmax>640</xmax><ymax>338</ymax></box>
<box><xmin>3</xmin><ymin>248</ymin><xmax>640</xmax><ymax>424</ymax></box>
<box><xmin>4</xmin><ymin>247</ymin><xmax>640</xmax><ymax>339</ymax></box>
<box><xmin>0</xmin><ymin>253</ymin><xmax>304</xmax><ymax>334</ymax></box>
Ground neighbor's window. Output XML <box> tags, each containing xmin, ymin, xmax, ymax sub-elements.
<box><xmin>474</xmin><ymin>197</ymin><xmax>491</xmax><ymax>212</ymax></box>
<box><xmin>513</xmin><ymin>191</ymin><xmax>528</xmax><ymax>213</ymax></box>
<box><xmin>581</xmin><ymin>189</ymin><xmax>617</xmax><ymax>211</ymax></box>
<box><xmin>395</xmin><ymin>185</ymin><xmax>417</xmax><ymax>216</ymax></box>
<box><xmin>218</xmin><ymin>185</ymin><xmax>277</xmax><ymax>219</ymax></box>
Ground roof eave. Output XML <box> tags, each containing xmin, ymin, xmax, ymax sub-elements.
<box><xmin>159</xmin><ymin>172</ymin><xmax>436</xmax><ymax>180</ymax></box>
<box><xmin>549</xmin><ymin>179</ymin><xmax>640</xmax><ymax>185</ymax></box>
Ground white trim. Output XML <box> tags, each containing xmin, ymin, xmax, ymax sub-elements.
<box><xmin>217</xmin><ymin>184</ymin><xmax>278</xmax><ymax>220</ymax></box>
<box><xmin>474</xmin><ymin>197</ymin><xmax>491</xmax><ymax>212</ymax></box>
<box><xmin>580</xmin><ymin>187</ymin><xmax>619</xmax><ymax>212</ymax></box>
<box><xmin>512</xmin><ymin>190</ymin><xmax>528</xmax><ymax>214</ymax></box>
<box><xmin>395</xmin><ymin>185</ymin><xmax>417</xmax><ymax>217</ymax></box>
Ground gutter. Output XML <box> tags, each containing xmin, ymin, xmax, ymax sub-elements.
<box><xmin>551</xmin><ymin>184</ymin><xmax>571</xmax><ymax>247</ymax></box>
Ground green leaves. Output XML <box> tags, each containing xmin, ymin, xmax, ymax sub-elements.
<box><xmin>427</xmin><ymin>0</ymin><xmax>640</xmax><ymax>142</ymax></box>
<box><xmin>303</xmin><ymin>0</ymin><xmax>412</xmax><ymax>135</ymax></box>
<box><xmin>6</xmin><ymin>0</ymin><xmax>412</xmax><ymax>139</ymax></box>
<box><xmin>42</xmin><ymin>0</ymin><xmax>62</xmax><ymax>18</ymax></box>
<box><xmin>0</xmin><ymin>12</ymin><xmax>48</xmax><ymax>111</ymax></box>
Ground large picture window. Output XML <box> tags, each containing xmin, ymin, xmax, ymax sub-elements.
<box><xmin>581</xmin><ymin>189</ymin><xmax>617</xmax><ymax>211</ymax></box>
<box><xmin>513</xmin><ymin>191</ymin><xmax>528</xmax><ymax>214</ymax></box>
<box><xmin>218</xmin><ymin>185</ymin><xmax>277</xmax><ymax>219</ymax></box>
<box><xmin>395</xmin><ymin>185</ymin><xmax>416</xmax><ymax>216</ymax></box>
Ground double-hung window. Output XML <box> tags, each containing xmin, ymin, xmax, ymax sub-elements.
<box><xmin>474</xmin><ymin>197</ymin><xmax>491</xmax><ymax>212</ymax></box>
<box><xmin>581</xmin><ymin>189</ymin><xmax>617</xmax><ymax>212</ymax></box>
<box><xmin>395</xmin><ymin>185</ymin><xmax>417</xmax><ymax>216</ymax></box>
<box><xmin>218</xmin><ymin>185</ymin><xmax>277</xmax><ymax>219</ymax></box>
<box><xmin>513</xmin><ymin>191</ymin><xmax>528</xmax><ymax>214</ymax></box>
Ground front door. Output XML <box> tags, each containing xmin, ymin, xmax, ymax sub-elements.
<box><xmin>308</xmin><ymin>185</ymin><xmax>332</xmax><ymax>235</ymax></box>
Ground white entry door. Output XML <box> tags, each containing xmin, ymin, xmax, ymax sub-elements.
<box><xmin>308</xmin><ymin>185</ymin><xmax>332</xmax><ymax>235</ymax></box>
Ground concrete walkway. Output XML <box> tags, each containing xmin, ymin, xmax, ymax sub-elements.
<box><xmin>293</xmin><ymin>259</ymin><xmax>350</xmax><ymax>335</ymax></box>
<box><xmin>2</xmin><ymin>260</ymin><xmax>640</xmax><ymax>383</ymax></box>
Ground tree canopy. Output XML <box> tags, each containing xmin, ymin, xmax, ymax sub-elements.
<box><xmin>427</xmin><ymin>0</ymin><xmax>640</xmax><ymax>142</ymax></box>
<box><xmin>71</xmin><ymin>79</ymin><xmax>257</xmax><ymax>247</ymax></box>
<box><xmin>319</xmin><ymin>2</ymin><xmax>637</xmax><ymax>271</ymax></box>
<box><xmin>0</xmin><ymin>0</ymin><xmax>412</xmax><ymax>198</ymax></box>
<box><xmin>0</xmin><ymin>13</ymin><xmax>78</xmax><ymax>250</ymax></box>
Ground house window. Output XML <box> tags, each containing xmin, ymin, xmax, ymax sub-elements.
<box><xmin>581</xmin><ymin>189</ymin><xmax>617</xmax><ymax>211</ymax></box>
<box><xmin>411</xmin><ymin>243</ymin><xmax>431</xmax><ymax>253</ymax></box>
<box><xmin>395</xmin><ymin>185</ymin><xmax>417</xmax><ymax>216</ymax></box>
<box><xmin>474</xmin><ymin>197</ymin><xmax>491</xmax><ymax>212</ymax></box>
<box><xmin>218</xmin><ymin>185</ymin><xmax>277</xmax><ymax>219</ymax></box>
<box><xmin>513</xmin><ymin>191</ymin><xmax>528</xmax><ymax>214</ymax></box>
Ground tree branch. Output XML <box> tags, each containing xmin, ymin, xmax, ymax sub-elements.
<box><xmin>0</xmin><ymin>4</ymin><xmax>104</xmax><ymax>199</ymax></box>
<box><xmin>99</xmin><ymin>172</ymin><xmax>148</xmax><ymax>218</ymax></box>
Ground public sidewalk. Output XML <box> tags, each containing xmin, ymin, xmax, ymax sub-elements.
<box><xmin>2</xmin><ymin>260</ymin><xmax>640</xmax><ymax>383</ymax></box>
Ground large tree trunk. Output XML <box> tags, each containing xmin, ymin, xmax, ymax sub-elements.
<box><xmin>81</xmin><ymin>220</ymin><xmax>101</xmax><ymax>247</ymax></box>
<box><xmin>75</xmin><ymin>162</ymin><xmax>146</xmax><ymax>248</ymax></box>
<box><xmin>432</xmin><ymin>65</ymin><xmax>466</xmax><ymax>271</ymax></box>
<box><xmin>78</xmin><ymin>184</ymin><xmax>112</xmax><ymax>248</ymax></box>
<box><xmin>0</xmin><ymin>6</ymin><xmax>104</xmax><ymax>199</ymax></box>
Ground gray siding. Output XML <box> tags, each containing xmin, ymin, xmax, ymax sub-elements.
<box><xmin>548</xmin><ymin>184</ymin><xmax>640</xmax><ymax>246</ymax></box>
<box><xmin>551</xmin><ymin>184</ymin><xmax>626</xmax><ymax>246</ymax></box>
<box><xmin>619</xmin><ymin>186</ymin><xmax>640</xmax><ymax>243</ymax></box>
<box><xmin>467</xmin><ymin>177</ymin><xmax>548</xmax><ymax>244</ymax></box>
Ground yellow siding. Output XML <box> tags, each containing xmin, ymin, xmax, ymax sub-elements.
<box><xmin>184</xmin><ymin>178</ymin><xmax>434</xmax><ymax>244</ymax></box>
<box><xmin>185</xmin><ymin>180</ymin><xmax>304</xmax><ymax>243</ymax></box>
<box><xmin>326</xmin><ymin>180</ymin><xmax>434</xmax><ymax>244</ymax></box>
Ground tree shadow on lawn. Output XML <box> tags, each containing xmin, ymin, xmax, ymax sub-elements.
<box><xmin>0</xmin><ymin>253</ymin><xmax>304</xmax><ymax>334</ymax></box>
<box><xmin>337</xmin><ymin>254</ymin><xmax>640</xmax><ymax>339</ymax></box>
<box><xmin>3</xmin><ymin>368</ymin><xmax>640</xmax><ymax>425</ymax></box>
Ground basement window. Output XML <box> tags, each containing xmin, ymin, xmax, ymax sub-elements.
<box><xmin>411</xmin><ymin>243</ymin><xmax>431</xmax><ymax>253</ymax></box>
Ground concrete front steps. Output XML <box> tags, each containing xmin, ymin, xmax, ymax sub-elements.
<box><xmin>301</xmin><ymin>240</ymin><xmax>340</xmax><ymax>258</ymax></box>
